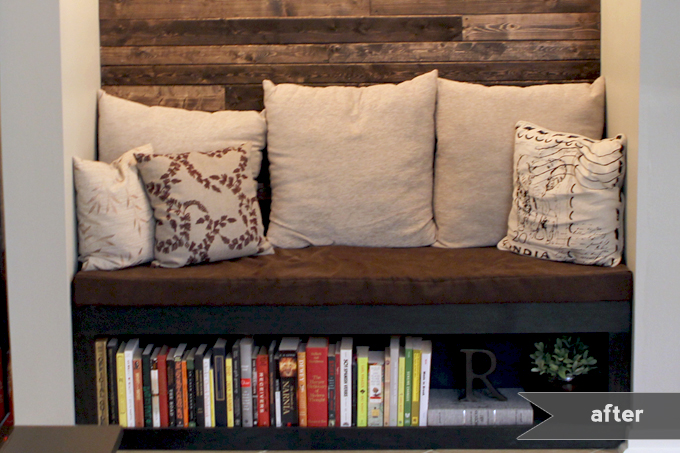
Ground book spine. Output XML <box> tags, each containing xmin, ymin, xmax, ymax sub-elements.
<box><xmin>367</xmin><ymin>359</ymin><xmax>383</xmax><ymax>427</ymax></box>
<box><xmin>142</xmin><ymin>346</ymin><xmax>153</xmax><ymax>427</ymax></box>
<box><xmin>124</xmin><ymin>347</ymin><xmax>136</xmax><ymax>427</ymax></box>
<box><xmin>356</xmin><ymin>352</ymin><xmax>368</xmax><ymax>427</ymax></box>
<box><xmin>231</xmin><ymin>340</ymin><xmax>242</xmax><ymax>427</ymax></box>
<box><xmin>256</xmin><ymin>351</ymin><xmax>270</xmax><ymax>426</ymax></box>
<box><xmin>252</xmin><ymin>350</ymin><xmax>258</xmax><ymax>426</ymax></box>
<box><xmin>226</xmin><ymin>354</ymin><xmax>234</xmax><ymax>428</ymax></box>
<box><xmin>157</xmin><ymin>347</ymin><xmax>169</xmax><ymax>428</ymax></box>
<box><xmin>278</xmin><ymin>351</ymin><xmax>298</xmax><ymax>427</ymax></box>
<box><xmin>106</xmin><ymin>339</ymin><xmax>119</xmax><ymax>425</ymax></box>
<box><xmin>175</xmin><ymin>356</ymin><xmax>185</xmax><ymax>427</ymax></box>
<box><xmin>151</xmin><ymin>349</ymin><xmax>161</xmax><ymax>427</ymax></box>
<box><xmin>194</xmin><ymin>345</ymin><xmax>206</xmax><ymax>428</ymax></box>
<box><xmin>327</xmin><ymin>350</ymin><xmax>336</xmax><ymax>427</ymax></box>
<box><xmin>239</xmin><ymin>339</ymin><xmax>254</xmax><ymax>427</ymax></box>
<box><xmin>166</xmin><ymin>352</ymin><xmax>176</xmax><ymax>427</ymax></box>
<box><xmin>95</xmin><ymin>338</ymin><xmax>108</xmax><ymax>425</ymax></box>
<box><xmin>203</xmin><ymin>352</ymin><xmax>213</xmax><ymax>428</ymax></box>
<box><xmin>339</xmin><ymin>342</ymin><xmax>352</xmax><ymax>427</ymax></box>
<box><xmin>268</xmin><ymin>341</ymin><xmax>277</xmax><ymax>427</ymax></box>
<box><xmin>411</xmin><ymin>345</ymin><xmax>422</xmax><ymax>426</ymax></box>
<box><xmin>213</xmin><ymin>341</ymin><xmax>227</xmax><ymax>427</ymax></box>
<box><xmin>389</xmin><ymin>337</ymin><xmax>400</xmax><ymax>427</ymax></box>
<box><xmin>383</xmin><ymin>348</ymin><xmax>390</xmax><ymax>427</ymax></box>
<box><xmin>419</xmin><ymin>341</ymin><xmax>432</xmax><ymax>427</ymax></box>
<box><xmin>187</xmin><ymin>357</ymin><xmax>196</xmax><ymax>427</ymax></box>
<box><xmin>306</xmin><ymin>349</ymin><xmax>328</xmax><ymax>427</ymax></box>
<box><xmin>116</xmin><ymin>345</ymin><xmax>127</xmax><ymax>427</ymax></box>
<box><xmin>297</xmin><ymin>345</ymin><xmax>307</xmax><ymax>427</ymax></box>
<box><xmin>397</xmin><ymin>352</ymin><xmax>405</xmax><ymax>427</ymax></box>
<box><xmin>210</xmin><ymin>368</ymin><xmax>216</xmax><ymax>427</ymax></box>
<box><xmin>335</xmin><ymin>344</ymin><xmax>341</xmax><ymax>427</ymax></box>
<box><xmin>275</xmin><ymin>377</ymin><xmax>282</xmax><ymax>427</ymax></box>
<box><xmin>403</xmin><ymin>341</ymin><xmax>413</xmax><ymax>426</ymax></box>
<box><xmin>133</xmin><ymin>355</ymin><xmax>144</xmax><ymax>427</ymax></box>
<box><xmin>351</xmin><ymin>355</ymin><xmax>357</xmax><ymax>427</ymax></box>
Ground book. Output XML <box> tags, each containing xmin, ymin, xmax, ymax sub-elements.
<box><xmin>427</xmin><ymin>388</ymin><xmax>533</xmax><ymax>426</ymax></box>
<box><xmin>150</xmin><ymin>346</ymin><xmax>161</xmax><ymax>427</ymax></box>
<box><xmin>327</xmin><ymin>343</ymin><xmax>336</xmax><ymax>427</ymax></box>
<box><xmin>367</xmin><ymin>350</ymin><xmax>384</xmax><ymax>427</ymax></box>
<box><xmin>355</xmin><ymin>346</ymin><xmax>369</xmax><ymax>427</ymax></box>
<box><xmin>142</xmin><ymin>343</ymin><xmax>154</xmax><ymax>427</ymax></box>
<box><xmin>275</xmin><ymin>377</ymin><xmax>282</xmax><ymax>427</ymax></box>
<box><xmin>157</xmin><ymin>345</ymin><xmax>170</xmax><ymax>428</ymax></box>
<box><xmin>133</xmin><ymin>343</ymin><xmax>144</xmax><ymax>427</ymax></box>
<box><xmin>296</xmin><ymin>342</ymin><xmax>307</xmax><ymax>427</ymax></box>
<box><xmin>388</xmin><ymin>336</ymin><xmax>400</xmax><ymax>427</ymax></box>
<box><xmin>351</xmin><ymin>352</ymin><xmax>357</xmax><ymax>426</ymax></box>
<box><xmin>256</xmin><ymin>346</ymin><xmax>270</xmax><ymax>426</ymax></box>
<box><xmin>383</xmin><ymin>347</ymin><xmax>390</xmax><ymax>427</ymax></box>
<box><xmin>268</xmin><ymin>340</ymin><xmax>277</xmax><ymax>427</ymax></box>
<box><xmin>251</xmin><ymin>341</ymin><xmax>259</xmax><ymax>426</ymax></box>
<box><xmin>419</xmin><ymin>340</ymin><xmax>433</xmax><ymax>426</ymax></box>
<box><xmin>226</xmin><ymin>353</ymin><xmax>234</xmax><ymax>427</ymax></box>
<box><xmin>306</xmin><ymin>337</ymin><xmax>329</xmax><ymax>427</ymax></box>
<box><xmin>203</xmin><ymin>349</ymin><xmax>213</xmax><ymax>428</ymax></box>
<box><xmin>239</xmin><ymin>337</ymin><xmax>255</xmax><ymax>427</ymax></box>
<box><xmin>194</xmin><ymin>344</ymin><xmax>208</xmax><ymax>427</ymax></box>
<box><xmin>397</xmin><ymin>346</ymin><xmax>405</xmax><ymax>427</ymax></box>
<box><xmin>210</xmin><ymin>366</ymin><xmax>216</xmax><ymax>427</ymax></box>
<box><xmin>231</xmin><ymin>339</ymin><xmax>242</xmax><ymax>427</ymax></box>
<box><xmin>212</xmin><ymin>338</ymin><xmax>228</xmax><ymax>427</ymax></box>
<box><xmin>339</xmin><ymin>337</ymin><xmax>353</xmax><ymax>427</ymax></box>
<box><xmin>411</xmin><ymin>337</ymin><xmax>422</xmax><ymax>426</ymax></box>
<box><xmin>95</xmin><ymin>338</ymin><xmax>108</xmax><ymax>425</ymax></box>
<box><xmin>277</xmin><ymin>337</ymin><xmax>300</xmax><ymax>427</ymax></box>
<box><xmin>335</xmin><ymin>341</ymin><xmax>341</xmax><ymax>427</ymax></box>
<box><xmin>106</xmin><ymin>338</ymin><xmax>119</xmax><ymax>425</ymax></box>
<box><xmin>185</xmin><ymin>347</ymin><xmax>197</xmax><ymax>427</ymax></box>
<box><xmin>166</xmin><ymin>347</ymin><xmax>177</xmax><ymax>427</ymax></box>
<box><xmin>123</xmin><ymin>338</ymin><xmax>140</xmax><ymax>427</ymax></box>
<box><xmin>173</xmin><ymin>343</ymin><xmax>187</xmax><ymax>427</ymax></box>
<box><xmin>403</xmin><ymin>337</ymin><xmax>413</xmax><ymax>426</ymax></box>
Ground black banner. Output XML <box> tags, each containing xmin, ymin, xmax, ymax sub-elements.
<box><xmin>519</xmin><ymin>392</ymin><xmax>680</xmax><ymax>440</ymax></box>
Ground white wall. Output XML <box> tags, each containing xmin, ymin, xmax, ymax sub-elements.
<box><xmin>603</xmin><ymin>0</ymin><xmax>680</xmax><ymax>451</ymax></box>
<box><xmin>0</xmin><ymin>0</ymin><xmax>100</xmax><ymax>424</ymax></box>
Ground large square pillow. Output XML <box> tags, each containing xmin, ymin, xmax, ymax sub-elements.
<box><xmin>498</xmin><ymin>121</ymin><xmax>626</xmax><ymax>266</ymax></box>
<box><xmin>134</xmin><ymin>144</ymin><xmax>273</xmax><ymax>268</ymax></box>
<box><xmin>434</xmin><ymin>77</ymin><xmax>606</xmax><ymax>248</ymax></box>
<box><xmin>98</xmin><ymin>90</ymin><xmax>266</xmax><ymax>177</ymax></box>
<box><xmin>263</xmin><ymin>70</ymin><xmax>438</xmax><ymax>248</ymax></box>
<box><xmin>74</xmin><ymin>144</ymin><xmax>155</xmax><ymax>270</ymax></box>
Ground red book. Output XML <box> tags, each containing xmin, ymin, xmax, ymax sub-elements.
<box><xmin>157</xmin><ymin>346</ymin><xmax>170</xmax><ymax>427</ymax></box>
<box><xmin>256</xmin><ymin>346</ymin><xmax>270</xmax><ymax>426</ymax></box>
<box><xmin>133</xmin><ymin>348</ymin><xmax>145</xmax><ymax>428</ymax></box>
<box><xmin>305</xmin><ymin>337</ymin><xmax>329</xmax><ymax>427</ymax></box>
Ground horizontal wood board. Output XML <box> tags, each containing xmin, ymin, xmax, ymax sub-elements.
<box><xmin>100</xmin><ymin>0</ymin><xmax>600</xmax><ymax>111</ymax></box>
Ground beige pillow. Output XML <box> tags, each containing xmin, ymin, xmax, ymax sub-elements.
<box><xmin>498</xmin><ymin>121</ymin><xmax>626</xmax><ymax>266</ymax></box>
<box><xmin>74</xmin><ymin>144</ymin><xmax>155</xmax><ymax>270</ymax></box>
<box><xmin>434</xmin><ymin>77</ymin><xmax>605</xmax><ymax>248</ymax></box>
<box><xmin>97</xmin><ymin>90</ymin><xmax>266</xmax><ymax>177</ymax></box>
<box><xmin>263</xmin><ymin>70</ymin><xmax>438</xmax><ymax>248</ymax></box>
<box><xmin>135</xmin><ymin>145</ymin><xmax>273</xmax><ymax>268</ymax></box>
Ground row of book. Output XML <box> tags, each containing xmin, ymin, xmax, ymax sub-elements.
<box><xmin>95</xmin><ymin>336</ymin><xmax>433</xmax><ymax>428</ymax></box>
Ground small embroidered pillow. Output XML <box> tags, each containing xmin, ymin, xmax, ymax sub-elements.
<box><xmin>498</xmin><ymin>121</ymin><xmax>626</xmax><ymax>266</ymax></box>
<box><xmin>135</xmin><ymin>144</ymin><xmax>273</xmax><ymax>268</ymax></box>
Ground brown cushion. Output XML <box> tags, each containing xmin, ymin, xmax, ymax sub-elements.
<box><xmin>73</xmin><ymin>246</ymin><xmax>632</xmax><ymax>307</ymax></box>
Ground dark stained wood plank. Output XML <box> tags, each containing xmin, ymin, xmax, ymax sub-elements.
<box><xmin>101</xmin><ymin>41</ymin><xmax>599</xmax><ymax>66</ymax></box>
<box><xmin>101</xmin><ymin>85</ymin><xmax>226</xmax><ymax>111</ymax></box>
<box><xmin>100</xmin><ymin>17</ymin><xmax>463</xmax><ymax>46</ymax></box>
<box><xmin>463</xmin><ymin>13</ymin><xmax>600</xmax><ymax>41</ymax></box>
<box><xmin>100</xmin><ymin>0</ymin><xmax>370</xmax><ymax>20</ymax></box>
<box><xmin>101</xmin><ymin>61</ymin><xmax>599</xmax><ymax>86</ymax></box>
<box><xmin>371</xmin><ymin>0</ymin><xmax>599</xmax><ymax>15</ymax></box>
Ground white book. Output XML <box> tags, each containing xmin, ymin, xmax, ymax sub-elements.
<box><xmin>124</xmin><ymin>338</ymin><xmax>140</xmax><ymax>427</ymax></box>
<box><xmin>240</xmin><ymin>337</ymin><xmax>255</xmax><ymax>427</ymax></box>
<box><xmin>367</xmin><ymin>350</ymin><xmax>384</xmax><ymax>427</ymax></box>
<box><xmin>150</xmin><ymin>346</ymin><xmax>161</xmax><ymax>428</ymax></box>
<box><xmin>419</xmin><ymin>340</ymin><xmax>432</xmax><ymax>426</ymax></box>
<box><xmin>389</xmin><ymin>336</ymin><xmax>400</xmax><ymax>426</ymax></box>
<box><xmin>203</xmin><ymin>349</ymin><xmax>213</xmax><ymax>427</ymax></box>
<box><xmin>339</xmin><ymin>337</ymin><xmax>353</xmax><ymax>427</ymax></box>
<box><xmin>427</xmin><ymin>388</ymin><xmax>533</xmax><ymax>426</ymax></box>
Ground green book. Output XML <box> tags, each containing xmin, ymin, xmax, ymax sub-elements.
<box><xmin>404</xmin><ymin>337</ymin><xmax>414</xmax><ymax>426</ymax></box>
<box><xmin>356</xmin><ymin>346</ymin><xmax>369</xmax><ymax>427</ymax></box>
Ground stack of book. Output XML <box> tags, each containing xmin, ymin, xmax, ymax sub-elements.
<box><xmin>94</xmin><ymin>335</ymin><xmax>434</xmax><ymax>428</ymax></box>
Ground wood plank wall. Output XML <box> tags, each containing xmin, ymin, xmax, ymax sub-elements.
<box><xmin>100</xmin><ymin>0</ymin><xmax>600</xmax><ymax>112</ymax></box>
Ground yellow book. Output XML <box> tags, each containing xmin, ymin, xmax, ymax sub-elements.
<box><xmin>116</xmin><ymin>341</ymin><xmax>127</xmax><ymax>427</ymax></box>
<box><xmin>210</xmin><ymin>368</ymin><xmax>216</xmax><ymax>427</ymax></box>
<box><xmin>397</xmin><ymin>348</ymin><xmax>405</xmax><ymax>427</ymax></box>
<box><xmin>226</xmin><ymin>354</ymin><xmax>234</xmax><ymax>428</ymax></box>
<box><xmin>356</xmin><ymin>346</ymin><xmax>369</xmax><ymax>427</ymax></box>
<box><xmin>411</xmin><ymin>339</ymin><xmax>422</xmax><ymax>426</ymax></box>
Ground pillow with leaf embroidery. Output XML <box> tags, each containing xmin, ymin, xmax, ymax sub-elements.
<box><xmin>135</xmin><ymin>144</ymin><xmax>273</xmax><ymax>268</ymax></box>
<box><xmin>74</xmin><ymin>144</ymin><xmax>155</xmax><ymax>270</ymax></box>
<box><xmin>497</xmin><ymin>121</ymin><xmax>626</xmax><ymax>266</ymax></box>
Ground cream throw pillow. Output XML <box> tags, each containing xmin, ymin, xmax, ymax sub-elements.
<box><xmin>498</xmin><ymin>121</ymin><xmax>625</xmax><ymax>266</ymax></box>
<box><xmin>434</xmin><ymin>77</ymin><xmax>606</xmax><ymax>248</ymax></box>
<box><xmin>263</xmin><ymin>70</ymin><xmax>438</xmax><ymax>248</ymax></box>
<box><xmin>74</xmin><ymin>144</ymin><xmax>155</xmax><ymax>270</ymax></box>
<box><xmin>135</xmin><ymin>145</ymin><xmax>273</xmax><ymax>268</ymax></box>
<box><xmin>97</xmin><ymin>90</ymin><xmax>266</xmax><ymax>177</ymax></box>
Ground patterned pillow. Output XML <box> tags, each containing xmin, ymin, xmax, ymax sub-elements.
<box><xmin>135</xmin><ymin>145</ymin><xmax>273</xmax><ymax>268</ymax></box>
<box><xmin>497</xmin><ymin>121</ymin><xmax>626</xmax><ymax>266</ymax></box>
<box><xmin>74</xmin><ymin>144</ymin><xmax>155</xmax><ymax>270</ymax></box>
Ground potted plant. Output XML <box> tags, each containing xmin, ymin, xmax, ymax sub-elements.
<box><xmin>530</xmin><ymin>336</ymin><xmax>597</xmax><ymax>391</ymax></box>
